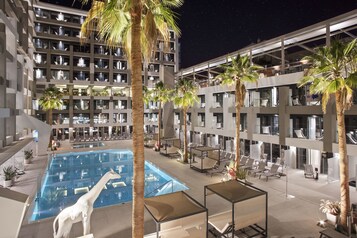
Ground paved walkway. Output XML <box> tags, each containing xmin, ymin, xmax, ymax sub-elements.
<box><xmin>13</xmin><ymin>140</ymin><xmax>357</xmax><ymax>238</ymax></box>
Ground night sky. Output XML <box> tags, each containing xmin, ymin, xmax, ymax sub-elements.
<box><xmin>41</xmin><ymin>0</ymin><xmax>357</xmax><ymax>68</ymax></box>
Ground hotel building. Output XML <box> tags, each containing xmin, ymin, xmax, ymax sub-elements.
<box><xmin>175</xmin><ymin>10</ymin><xmax>357</xmax><ymax>180</ymax></box>
<box><xmin>32</xmin><ymin>1</ymin><xmax>178</xmax><ymax>143</ymax></box>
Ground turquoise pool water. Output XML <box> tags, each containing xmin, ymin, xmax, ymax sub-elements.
<box><xmin>31</xmin><ymin>149</ymin><xmax>188</xmax><ymax>221</ymax></box>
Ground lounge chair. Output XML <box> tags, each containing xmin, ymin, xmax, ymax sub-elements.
<box><xmin>206</xmin><ymin>160</ymin><xmax>229</xmax><ymax>177</ymax></box>
<box><xmin>304</xmin><ymin>164</ymin><xmax>314</xmax><ymax>179</ymax></box>
<box><xmin>240</xmin><ymin>158</ymin><xmax>255</xmax><ymax>171</ymax></box>
<box><xmin>239</xmin><ymin>156</ymin><xmax>249</xmax><ymax>166</ymax></box>
<box><xmin>259</xmin><ymin>164</ymin><xmax>281</xmax><ymax>181</ymax></box>
<box><xmin>251</xmin><ymin>161</ymin><xmax>267</xmax><ymax>177</ymax></box>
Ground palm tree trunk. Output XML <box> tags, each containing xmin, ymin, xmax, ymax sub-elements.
<box><xmin>235</xmin><ymin>83</ymin><xmax>241</xmax><ymax>171</ymax></box>
<box><xmin>335</xmin><ymin>91</ymin><xmax>350</xmax><ymax>230</ymax></box>
<box><xmin>183</xmin><ymin>108</ymin><xmax>188</xmax><ymax>163</ymax></box>
<box><xmin>158</xmin><ymin>101</ymin><xmax>161</xmax><ymax>151</ymax></box>
<box><xmin>131</xmin><ymin>1</ymin><xmax>145</xmax><ymax>237</ymax></box>
<box><xmin>48</xmin><ymin>108</ymin><xmax>53</xmax><ymax>149</ymax></box>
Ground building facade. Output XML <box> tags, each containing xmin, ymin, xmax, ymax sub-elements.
<box><xmin>32</xmin><ymin>1</ymin><xmax>178</xmax><ymax>142</ymax></box>
<box><xmin>176</xmin><ymin>10</ymin><xmax>357</xmax><ymax>180</ymax></box>
<box><xmin>0</xmin><ymin>0</ymin><xmax>38</xmax><ymax>150</ymax></box>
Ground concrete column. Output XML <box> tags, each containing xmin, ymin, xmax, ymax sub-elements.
<box><xmin>323</xmin><ymin>95</ymin><xmax>335</xmax><ymax>152</ymax></box>
<box><xmin>0</xmin><ymin>23</ymin><xmax>6</xmax><ymax>147</ymax></box>
<box><xmin>6</xmin><ymin>93</ymin><xmax>16</xmax><ymax>138</ymax></box>
<box><xmin>162</xmin><ymin>66</ymin><xmax>175</xmax><ymax>138</ymax></box>
<box><xmin>281</xmin><ymin>38</ymin><xmax>285</xmax><ymax>74</ymax></box>
<box><xmin>246</xmin><ymin>107</ymin><xmax>255</xmax><ymax>141</ymax></box>
<box><xmin>278</xmin><ymin>86</ymin><xmax>290</xmax><ymax>145</ymax></box>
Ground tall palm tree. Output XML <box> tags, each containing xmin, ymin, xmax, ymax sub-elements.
<box><xmin>173</xmin><ymin>78</ymin><xmax>198</xmax><ymax>163</ymax></box>
<box><xmin>38</xmin><ymin>86</ymin><xmax>63</xmax><ymax>148</ymax></box>
<box><xmin>216</xmin><ymin>54</ymin><xmax>262</xmax><ymax>170</ymax></box>
<box><xmin>299</xmin><ymin>39</ymin><xmax>357</xmax><ymax>229</ymax></box>
<box><xmin>81</xmin><ymin>1</ymin><xmax>182</xmax><ymax>236</ymax></box>
<box><xmin>151</xmin><ymin>81</ymin><xmax>172</xmax><ymax>151</ymax></box>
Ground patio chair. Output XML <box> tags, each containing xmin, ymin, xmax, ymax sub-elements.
<box><xmin>259</xmin><ymin>164</ymin><xmax>281</xmax><ymax>181</ymax></box>
<box><xmin>294</xmin><ymin>129</ymin><xmax>306</xmax><ymax>139</ymax></box>
<box><xmin>251</xmin><ymin>161</ymin><xmax>267</xmax><ymax>177</ymax></box>
<box><xmin>304</xmin><ymin>164</ymin><xmax>314</xmax><ymax>179</ymax></box>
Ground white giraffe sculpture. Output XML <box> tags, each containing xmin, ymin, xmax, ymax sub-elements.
<box><xmin>53</xmin><ymin>169</ymin><xmax>121</xmax><ymax>238</ymax></box>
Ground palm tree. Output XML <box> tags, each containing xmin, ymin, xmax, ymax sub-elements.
<box><xmin>38</xmin><ymin>86</ymin><xmax>63</xmax><ymax>148</ymax></box>
<box><xmin>299</xmin><ymin>39</ymin><xmax>357</xmax><ymax>229</ymax></box>
<box><xmin>151</xmin><ymin>81</ymin><xmax>173</xmax><ymax>151</ymax></box>
<box><xmin>81</xmin><ymin>1</ymin><xmax>182</xmax><ymax>236</ymax></box>
<box><xmin>216</xmin><ymin>54</ymin><xmax>262</xmax><ymax>170</ymax></box>
<box><xmin>173</xmin><ymin>78</ymin><xmax>198</xmax><ymax>163</ymax></box>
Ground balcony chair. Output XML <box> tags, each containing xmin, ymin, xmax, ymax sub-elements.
<box><xmin>304</xmin><ymin>164</ymin><xmax>314</xmax><ymax>179</ymax></box>
<box><xmin>259</xmin><ymin>164</ymin><xmax>281</xmax><ymax>181</ymax></box>
<box><xmin>294</xmin><ymin>129</ymin><xmax>307</xmax><ymax>139</ymax></box>
<box><xmin>262</xmin><ymin>126</ymin><xmax>270</xmax><ymax>134</ymax></box>
<box><xmin>261</xmin><ymin>99</ymin><xmax>268</xmax><ymax>107</ymax></box>
<box><xmin>346</xmin><ymin>132</ymin><xmax>357</xmax><ymax>144</ymax></box>
<box><xmin>292</xmin><ymin>98</ymin><xmax>302</xmax><ymax>106</ymax></box>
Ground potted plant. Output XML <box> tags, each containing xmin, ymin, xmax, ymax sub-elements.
<box><xmin>320</xmin><ymin>199</ymin><xmax>341</xmax><ymax>224</ymax></box>
<box><xmin>24</xmin><ymin>149</ymin><xmax>33</xmax><ymax>165</ymax></box>
<box><xmin>2</xmin><ymin>166</ymin><xmax>16</xmax><ymax>188</ymax></box>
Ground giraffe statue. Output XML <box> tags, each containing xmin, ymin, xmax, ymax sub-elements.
<box><xmin>53</xmin><ymin>169</ymin><xmax>121</xmax><ymax>238</ymax></box>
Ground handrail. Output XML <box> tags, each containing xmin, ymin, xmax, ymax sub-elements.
<box><xmin>145</xmin><ymin>180</ymin><xmax>174</xmax><ymax>197</ymax></box>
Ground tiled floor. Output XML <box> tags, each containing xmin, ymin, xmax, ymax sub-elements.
<box><xmin>12</xmin><ymin>140</ymin><xmax>357</xmax><ymax>238</ymax></box>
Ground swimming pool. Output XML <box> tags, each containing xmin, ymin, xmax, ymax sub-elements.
<box><xmin>72</xmin><ymin>142</ymin><xmax>105</xmax><ymax>149</ymax></box>
<box><xmin>31</xmin><ymin>149</ymin><xmax>188</xmax><ymax>221</ymax></box>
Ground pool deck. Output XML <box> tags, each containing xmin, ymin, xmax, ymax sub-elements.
<box><xmin>13</xmin><ymin>140</ymin><xmax>357</xmax><ymax>238</ymax></box>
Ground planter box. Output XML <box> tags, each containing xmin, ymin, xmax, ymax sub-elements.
<box><xmin>3</xmin><ymin>180</ymin><xmax>12</xmax><ymax>188</ymax></box>
<box><xmin>326</xmin><ymin>213</ymin><xmax>338</xmax><ymax>225</ymax></box>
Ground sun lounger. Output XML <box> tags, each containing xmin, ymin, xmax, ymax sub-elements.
<box><xmin>251</xmin><ymin>161</ymin><xmax>267</xmax><ymax>177</ymax></box>
<box><xmin>206</xmin><ymin>160</ymin><xmax>229</xmax><ymax>177</ymax></box>
<box><xmin>239</xmin><ymin>156</ymin><xmax>248</xmax><ymax>166</ymax></box>
<box><xmin>304</xmin><ymin>164</ymin><xmax>314</xmax><ymax>179</ymax></box>
<box><xmin>240</xmin><ymin>158</ymin><xmax>255</xmax><ymax>171</ymax></box>
<box><xmin>259</xmin><ymin>164</ymin><xmax>281</xmax><ymax>181</ymax></box>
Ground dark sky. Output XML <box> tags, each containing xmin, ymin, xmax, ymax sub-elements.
<box><xmin>41</xmin><ymin>0</ymin><xmax>357</xmax><ymax>68</ymax></box>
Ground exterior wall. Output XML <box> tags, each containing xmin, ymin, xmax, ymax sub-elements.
<box><xmin>0</xmin><ymin>0</ymin><xmax>34</xmax><ymax>148</ymax></box>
